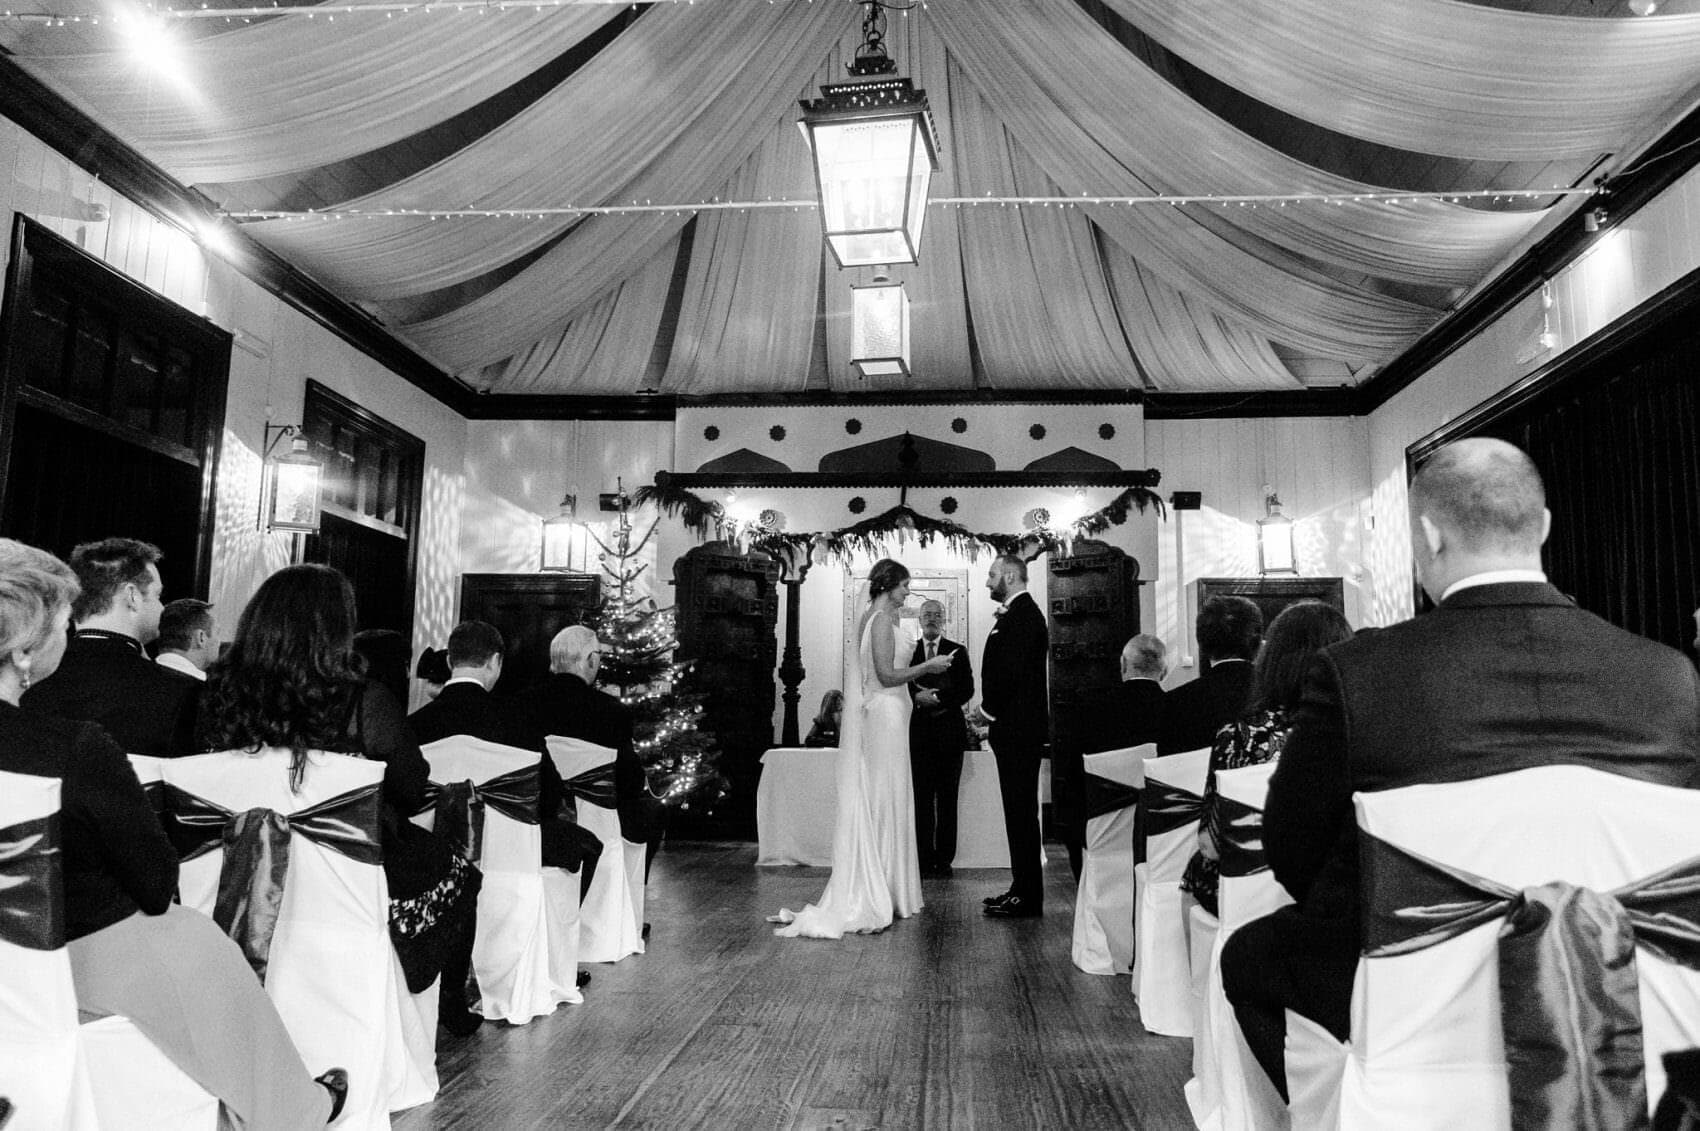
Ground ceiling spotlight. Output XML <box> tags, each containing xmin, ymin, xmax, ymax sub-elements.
<box><xmin>1583</xmin><ymin>207</ymin><xmax>1609</xmax><ymax>234</ymax></box>
<box><xmin>1628</xmin><ymin>0</ymin><xmax>1659</xmax><ymax>14</ymax></box>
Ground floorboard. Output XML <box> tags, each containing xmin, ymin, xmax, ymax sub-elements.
<box><xmin>394</xmin><ymin>843</ymin><xmax>1194</xmax><ymax>1130</ymax></box>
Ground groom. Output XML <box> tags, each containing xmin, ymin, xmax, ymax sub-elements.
<box><xmin>974</xmin><ymin>554</ymin><xmax>1050</xmax><ymax>919</ymax></box>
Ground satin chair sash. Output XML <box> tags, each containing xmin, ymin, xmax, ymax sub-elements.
<box><xmin>0</xmin><ymin>811</ymin><xmax>63</xmax><ymax>951</ymax></box>
<box><xmin>419</xmin><ymin>765</ymin><xmax>540</xmax><ymax>865</ymax></box>
<box><xmin>1083</xmin><ymin>773</ymin><xmax>1141</xmax><ymax>820</ymax></box>
<box><xmin>1362</xmin><ymin>834</ymin><xmax>1700</xmax><ymax>1130</ymax></box>
<box><xmin>140</xmin><ymin>779</ymin><xmax>165</xmax><ymax>814</ymax></box>
<box><xmin>564</xmin><ymin>763</ymin><xmax>617</xmax><ymax>810</ymax></box>
<box><xmin>1136</xmin><ymin>779</ymin><xmax>1205</xmax><ymax>865</ymax></box>
<box><xmin>165</xmin><ymin>782</ymin><xmax>383</xmax><ymax>981</ymax></box>
<box><xmin>1215</xmin><ymin>795</ymin><xmax>1267</xmax><ymax>879</ymax></box>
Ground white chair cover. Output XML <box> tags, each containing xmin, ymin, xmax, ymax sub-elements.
<box><xmin>540</xmin><ymin>865</ymin><xmax>583</xmax><ymax>1004</ymax></box>
<box><xmin>1070</xmin><ymin>743</ymin><xmax>1150</xmax><ymax>975</ymax></box>
<box><xmin>1305</xmin><ymin>765</ymin><xmax>1700</xmax><ymax>1129</ymax></box>
<box><xmin>163</xmin><ymin>750</ymin><xmax>403</xmax><ymax>1130</ymax></box>
<box><xmin>0</xmin><ymin>771</ymin><xmax>98</xmax><ymax>1131</ymax></box>
<box><xmin>547</xmin><ymin>736</ymin><xmax>643</xmax><ymax>963</ymax></box>
<box><xmin>126</xmin><ymin>754</ymin><xmax>166</xmax><ymax>814</ymax></box>
<box><xmin>1186</xmin><ymin>761</ymin><xmax>1292</xmax><ymax>1131</ymax></box>
<box><xmin>79</xmin><ymin>1016</ymin><xmax>219</xmax><ymax>1131</ymax></box>
<box><xmin>1132</xmin><ymin>746</ymin><xmax>1210</xmax><ymax>1037</ymax></box>
<box><xmin>417</xmin><ymin>736</ymin><xmax>568</xmax><ymax>1023</ymax></box>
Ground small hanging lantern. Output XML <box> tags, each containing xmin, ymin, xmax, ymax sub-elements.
<box><xmin>260</xmin><ymin>425</ymin><xmax>322</xmax><ymax>534</ymax></box>
<box><xmin>798</xmin><ymin>0</ymin><xmax>940</xmax><ymax>268</ymax></box>
<box><xmin>1256</xmin><ymin>486</ymin><xmax>1297</xmax><ymax>576</ymax></box>
<box><xmin>850</xmin><ymin>269</ymin><xmax>911</xmax><ymax>380</ymax></box>
<box><xmin>541</xmin><ymin>492</ymin><xmax>582</xmax><ymax>571</ymax></box>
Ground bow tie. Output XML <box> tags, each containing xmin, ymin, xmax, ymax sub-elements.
<box><xmin>993</xmin><ymin>606</ymin><xmax>1006</xmax><ymax>619</ymax></box>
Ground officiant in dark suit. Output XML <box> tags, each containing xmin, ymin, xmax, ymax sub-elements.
<box><xmin>974</xmin><ymin>555</ymin><xmax>1050</xmax><ymax>919</ymax></box>
<box><xmin>909</xmin><ymin>599</ymin><xmax>975</xmax><ymax>877</ymax></box>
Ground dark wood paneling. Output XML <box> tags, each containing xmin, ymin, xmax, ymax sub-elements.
<box><xmin>457</xmin><ymin>572</ymin><xmax>602</xmax><ymax>697</ymax></box>
<box><xmin>1194</xmin><ymin>577</ymin><xmax>1347</xmax><ymax>637</ymax></box>
<box><xmin>1048</xmin><ymin>540</ymin><xmax>1143</xmax><ymax>756</ymax></box>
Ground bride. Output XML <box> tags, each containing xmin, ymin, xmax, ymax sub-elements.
<box><xmin>770</xmin><ymin>558</ymin><xmax>958</xmax><ymax>938</ymax></box>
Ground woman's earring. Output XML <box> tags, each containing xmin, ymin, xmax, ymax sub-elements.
<box><xmin>17</xmin><ymin>657</ymin><xmax>31</xmax><ymax>692</ymax></box>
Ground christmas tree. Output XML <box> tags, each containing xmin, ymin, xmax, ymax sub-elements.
<box><xmin>588</xmin><ymin>487</ymin><xmax>727</xmax><ymax>812</ymax></box>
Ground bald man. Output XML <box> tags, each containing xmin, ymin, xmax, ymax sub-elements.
<box><xmin>1221</xmin><ymin>437</ymin><xmax>1700</xmax><ymax>1099</ymax></box>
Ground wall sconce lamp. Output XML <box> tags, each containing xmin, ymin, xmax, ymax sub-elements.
<box><xmin>259</xmin><ymin>424</ymin><xmax>322</xmax><ymax>534</ymax></box>
<box><xmin>850</xmin><ymin>268</ymin><xmax>911</xmax><ymax>380</ymax></box>
<box><xmin>541</xmin><ymin>492</ymin><xmax>581</xmax><ymax>572</ymax></box>
<box><xmin>1256</xmin><ymin>486</ymin><xmax>1296</xmax><ymax>576</ymax></box>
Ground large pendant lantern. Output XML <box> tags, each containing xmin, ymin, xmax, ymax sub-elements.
<box><xmin>799</xmin><ymin>1</ymin><xmax>940</xmax><ymax>268</ymax></box>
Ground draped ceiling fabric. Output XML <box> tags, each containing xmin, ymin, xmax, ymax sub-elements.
<box><xmin>10</xmin><ymin>0</ymin><xmax>1698</xmax><ymax>394</ymax></box>
<box><xmin>12</xmin><ymin>4</ymin><xmax>627</xmax><ymax>182</ymax></box>
<box><xmin>1102</xmin><ymin>0</ymin><xmax>1700</xmax><ymax>162</ymax></box>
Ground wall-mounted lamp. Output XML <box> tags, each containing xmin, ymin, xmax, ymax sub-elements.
<box><xmin>541</xmin><ymin>492</ymin><xmax>582</xmax><ymax>572</ymax></box>
<box><xmin>850</xmin><ymin>268</ymin><xmax>911</xmax><ymax>380</ymax></box>
<box><xmin>1256</xmin><ymin>486</ymin><xmax>1296</xmax><ymax>576</ymax></box>
<box><xmin>260</xmin><ymin>424</ymin><xmax>322</xmax><ymax>534</ymax></box>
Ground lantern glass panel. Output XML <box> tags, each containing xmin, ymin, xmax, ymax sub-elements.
<box><xmin>268</xmin><ymin>458</ymin><xmax>321</xmax><ymax>533</ymax></box>
<box><xmin>1257</xmin><ymin>517</ymin><xmax>1296</xmax><ymax>575</ymax></box>
<box><xmin>851</xmin><ymin>282</ymin><xmax>911</xmax><ymax>380</ymax></box>
<box><xmin>542</xmin><ymin>517</ymin><xmax>583</xmax><ymax>572</ymax></box>
<box><xmin>812</xmin><ymin>116</ymin><xmax>930</xmax><ymax>267</ymax></box>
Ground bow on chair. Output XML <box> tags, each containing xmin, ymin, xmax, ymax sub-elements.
<box><xmin>1362</xmin><ymin>837</ymin><xmax>1700</xmax><ymax>1130</ymax></box>
<box><xmin>564</xmin><ymin>761</ymin><xmax>617</xmax><ymax>817</ymax></box>
<box><xmin>0</xmin><ymin>810</ymin><xmax>63</xmax><ymax>951</ymax></box>
<box><xmin>1136</xmin><ymin>778</ymin><xmax>1205</xmax><ymax>866</ymax></box>
<box><xmin>1214</xmin><ymin>795</ymin><xmax>1268</xmax><ymax>879</ymax></box>
<box><xmin>166</xmin><ymin>783</ymin><xmax>383</xmax><ymax>981</ymax></box>
<box><xmin>1083</xmin><ymin>773</ymin><xmax>1141</xmax><ymax>821</ymax></box>
<box><xmin>419</xmin><ymin>766</ymin><xmax>540</xmax><ymax>866</ymax></box>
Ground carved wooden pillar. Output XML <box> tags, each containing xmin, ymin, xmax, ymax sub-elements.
<box><xmin>777</xmin><ymin>557</ymin><xmax>810</xmax><ymax>746</ymax></box>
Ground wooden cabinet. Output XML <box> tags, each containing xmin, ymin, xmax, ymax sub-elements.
<box><xmin>458</xmin><ymin>573</ymin><xmax>602</xmax><ymax>697</ymax></box>
<box><xmin>1047</xmin><ymin>539</ymin><xmax>1142</xmax><ymax>756</ymax></box>
<box><xmin>1192</xmin><ymin>577</ymin><xmax>1346</xmax><ymax>640</ymax></box>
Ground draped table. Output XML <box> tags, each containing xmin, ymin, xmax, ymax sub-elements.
<box><xmin>755</xmin><ymin>747</ymin><xmax>1031</xmax><ymax>869</ymax></box>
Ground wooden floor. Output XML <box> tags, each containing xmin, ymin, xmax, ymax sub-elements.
<box><xmin>394</xmin><ymin>843</ymin><xmax>1194</xmax><ymax>1130</ymax></box>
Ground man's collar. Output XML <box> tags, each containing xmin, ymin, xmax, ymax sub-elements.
<box><xmin>1000</xmin><ymin>590</ymin><xmax>1032</xmax><ymax>611</ymax></box>
<box><xmin>444</xmin><ymin>676</ymin><xmax>487</xmax><ymax>691</ymax></box>
<box><xmin>73</xmin><ymin>628</ymin><xmax>143</xmax><ymax>654</ymax></box>
<box><xmin>1125</xmin><ymin>676</ymin><xmax>1163</xmax><ymax>685</ymax></box>
<box><xmin>1440</xmin><ymin>569</ymin><xmax>1548</xmax><ymax>603</ymax></box>
<box><xmin>155</xmin><ymin>651</ymin><xmax>207</xmax><ymax>680</ymax></box>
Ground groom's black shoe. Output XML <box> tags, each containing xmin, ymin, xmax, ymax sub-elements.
<box><xmin>982</xmin><ymin>890</ymin><xmax>1014</xmax><ymax>907</ymax></box>
<box><xmin>984</xmin><ymin>895</ymin><xmax>1042</xmax><ymax>918</ymax></box>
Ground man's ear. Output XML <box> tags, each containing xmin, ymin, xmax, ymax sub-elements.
<box><xmin>1538</xmin><ymin>507</ymin><xmax>1552</xmax><ymax>546</ymax></box>
<box><xmin>1418</xmin><ymin>513</ymin><xmax>1444</xmax><ymax>559</ymax></box>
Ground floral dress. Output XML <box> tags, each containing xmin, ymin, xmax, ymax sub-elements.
<box><xmin>1180</xmin><ymin>707</ymin><xmax>1291</xmax><ymax>917</ymax></box>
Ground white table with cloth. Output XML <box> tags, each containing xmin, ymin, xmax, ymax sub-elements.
<box><xmin>756</xmin><ymin>747</ymin><xmax>1046</xmax><ymax>869</ymax></box>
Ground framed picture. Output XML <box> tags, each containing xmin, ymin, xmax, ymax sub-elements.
<box><xmin>843</xmin><ymin>567</ymin><xmax>967</xmax><ymax>685</ymax></box>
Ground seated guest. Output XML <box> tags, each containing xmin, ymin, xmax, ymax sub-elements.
<box><xmin>1081</xmin><ymin>633</ymin><xmax>1169</xmax><ymax>754</ymax></box>
<box><xmin>23</xmin><ymin>537</ymin><xmax>200</xmax><ymax>756</ymax></box>
<box><xmin>353</xmin><ymin>627</ymin><xmax>412</xmax><ymax>708</ymax></box>
<box><xmin>528</xmin><ymin>625</ymin><xmax>667</xmax><ymax>887</ymax></box>
<box><xmin>1222</xmin><ymin>438</ymin><xmax>1700</xmax><ymax>1099</ymax></box>
<box><xmin>1181</xmin><ymin>602</ymin><xmax>1352</xmax><ymax>916</ymax></box>
<box><xmin>415</xmin><ymin>646</ymin><xmax>451</xmax><ymax>701</ymax></box>
<box><xmin>154</xmin><ymin>598</ymin><xmax>217</xmax><ymax>681</ymax></box>
<box><xmin>803</xmin><ymin>690</ymin><xmax>843</xmax><ymax>747</ymax></box>
<box><xmin>0</xmin><ymin>538</ymin><xmax>347</xmax><ymax>1127</ymax></box>
<box><xmin>199</xmin><ymin>565</ymin><xmax>480</xmax><ymax>1037</ymax></box>
<box><xmin>1158</xmin><ymin>596</ymin><xmax>1263</xmax><ymax>755</ymax></box>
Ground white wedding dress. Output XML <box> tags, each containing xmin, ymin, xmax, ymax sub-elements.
<box><xmin>770</xmin><ymin>611</ymin><xmax>923</xmax><ymax>938</ymax></box>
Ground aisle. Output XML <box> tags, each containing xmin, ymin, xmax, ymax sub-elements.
<box><xmin>395</xmin><ymin>843</ymin><xmax>1193</xmax><ymax>1130</ymax></box>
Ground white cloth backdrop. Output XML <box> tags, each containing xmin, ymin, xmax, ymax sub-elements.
<box><xmin>1102</xmin><ymin>0</ymin><xmax>1700</xmax><ymax>162</ymax></box>
<box><xmin>14</xmin><ymin>5</ymin><xmax>626</xmax><ymax>183</ymax></box>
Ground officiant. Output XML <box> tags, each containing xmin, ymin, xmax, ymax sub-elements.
<box><xmin>908</xmin><ymin>600</ymin><xmax>975</xmax><ymax>877</ymax></box>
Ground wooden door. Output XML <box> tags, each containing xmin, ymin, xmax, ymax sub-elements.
<box><xmin>1047</xmin><ymin>539</ymin><xmax>1142</xmax><ymax>757</ymax></box>
<box><xmin>458</xmin><ymin>573</ymin><xmax>602</xmax><ymax>697</ymax></box>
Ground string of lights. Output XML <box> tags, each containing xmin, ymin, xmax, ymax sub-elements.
<box><xmin>220</xmin><ymin>186</ymin><xmax>1597</xmax><ymax>223</ymax></box>
<box><xmin>0</xmin><ymin>0</ymin><xmax>824</xmax><ymax>26</ymax></box>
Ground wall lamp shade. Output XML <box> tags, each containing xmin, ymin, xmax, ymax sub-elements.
<box><xmin>541</xmin><ymin>493</ymin><xmax>583</xmax><ymax>571</ymax></box>
<box><xmin>799</xmin><ymin>78</ymin><xmax>940</xmax><ymax>268</ymax></box>
<box><xmin>1256</xmin><ymin>492</ymin><xmax>1296</xmax><ymax>576</ymax></box>
<box><xmin>262</xmin><ymin>430</ymin><xmax>322</xmax><ymax>534</ymax></box>
<box><xmin>850</xmin><ymin>277</ymin><xmax>911</xmax><ymax>380</ymax></box>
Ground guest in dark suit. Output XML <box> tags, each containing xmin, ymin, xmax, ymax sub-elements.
<box><xmin>1157</xmin><ymin>596</ymin><xmax>1263</xmax><ymax>755</ymax></box>
<box><xmin>974</xmin><ymin>554</ymin><xmax>1050</xmax><ymax>919</ymax></box>
<box><xmin>23</xmin><ymin>537</ymin><xmax>200</xmax><ymax>756</ymax></box>
<box><xmin>1222</xmin><ymin>438</ymin><xmax>1700</xmax><ymax>1098</ymax></box>
<box><xmin>909</xmin><ymin>599</ymin><xmax>975</xmax><ymax>876</ymax></box>
<box><xmin>0</xmin><ymin>538</ymin><xmax>347</xmax><ymax>1126</ymax></box>
<box><xmin>528</xmin><ymin>624</ymin><xmax>666</xmax><ymax>888</ymax></box>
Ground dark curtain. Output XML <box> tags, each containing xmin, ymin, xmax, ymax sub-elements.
<box><xmin>1500</xmin><ymin>323</ymin><xmax>1700</xmax><ymax>657</ymax></box>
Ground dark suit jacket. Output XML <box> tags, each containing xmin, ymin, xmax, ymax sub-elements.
<box><xmin>525</xmin><ymin>672</ymin><xmax>661</xmax><ymax>842</ymax></box>
<box><xmin>1080</xmin><ymin>678</ymin><xmax>1166</xmax><ymax>754</ymax></box>
<box><xmin>980</xmin><ymin>591</ymin><xmax>1049</xmax><ymax>749</ymax></box>
<box><xmin>1158</xmin><ymin>659</ymin><xmax>1254</xmax><ymax>755</ymax></box>
<box><xmin>24</xmin><ymin>630</ymin><xmax>201</xmax><ymax>757</ymax></box>
<box><xmin>909</xmin><ymin>636</ymin><xmax>974</xmax><ymax>752</ymax></box>
<box><xmin>1267</xmin><ymin>581</ymin><xmax>1700</xmax><ymax>927</ymax></box>
<box><xmin>0</xmin><ymin>701</ymin><xmax>178</xmax><ymax>940</ymax></box>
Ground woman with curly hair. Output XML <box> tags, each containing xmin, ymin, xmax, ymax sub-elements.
<box><xmin>770</xmin><ymin>558</ymin><xmax>957</xmax><ymax>938</ymax></box>
<box><xmin>0</xmin><ymin>539</ymin><xmax>346</xmax><ymax>1128</ymax></box>
<box><xmin>199</xmin><ymin>564</ymin><xmax>482</xmax><ymax>1036</ymax></box>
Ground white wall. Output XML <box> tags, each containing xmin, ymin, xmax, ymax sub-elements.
<box><xmin>2</xmin><ymin>114</ymin><xmax>468</xmax><ymax>663</ymax></box>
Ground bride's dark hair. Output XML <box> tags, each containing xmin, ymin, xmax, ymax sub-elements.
<box><xmin>867</xmin><ymin>558</ymin><xmax>910</xmax><ymax>601</ymax></box>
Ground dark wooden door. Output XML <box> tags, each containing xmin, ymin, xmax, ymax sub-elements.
<box><xmin>458</xmin><ymin>573</ymin><xmax>602</xmax><ymax>697</ymax></box>
<box><xmin>1194</xmin><ymin>578</ymin><xmax>1346</xmax><ymax>641</ymax></box>
<box><xmin>673</xmin><ymin>542</ymin><xmax>779</xmax><ymax>838</ymax></box>
<box><xmin>1047</xmin><ymin>539</ymin><xmax>1142</xmax><ymax>758</ymax></box>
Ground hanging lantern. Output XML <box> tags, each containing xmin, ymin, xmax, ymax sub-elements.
<box><xmin>260</xmin><ymin>425</ymin><xmax>322</xmax><ymax>534</ymax></box>
<box><xmin>850</xmin><ymin>272</ymin><xmax>911</xmax><ymax>380</ymax></box>
<box><xmin>541</xmin><ymin>492</ymin><xmax>582</xmax><ymax>571</ymax></box>
<box><xmin>798</xmin><ymin>0</ymin><xmax>940</xmax><ymax>268</ymax></box>
<box><xmin>1256</xmin><ymin>488</ymin><xmax>1297</xmax><ymax>576</ymax></box>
